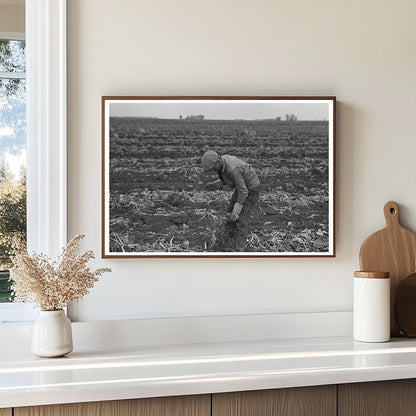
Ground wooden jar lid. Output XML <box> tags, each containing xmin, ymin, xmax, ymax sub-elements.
<box><xmin>354</xmin><ymin>271</ymin><xmax>390</xmax><ymax>279</ymax></box>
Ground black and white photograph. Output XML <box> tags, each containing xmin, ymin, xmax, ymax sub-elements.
<box><xmin>102</xmin><ymin>97</ymin><xmax>335</xmax><ymax>257</ymax></box>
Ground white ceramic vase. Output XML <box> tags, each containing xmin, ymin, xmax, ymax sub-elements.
<box><xmin>31</xmin><ymin>310</ymin><xmax>73</xmax><ymax>357</ymax></box>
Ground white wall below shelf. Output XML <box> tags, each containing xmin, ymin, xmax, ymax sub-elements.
<box><xmin>0</xmin><ymin>311</ymin><xmax>352</xmax><ymax>353</ymax></box>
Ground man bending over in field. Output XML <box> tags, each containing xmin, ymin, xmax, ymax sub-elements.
<box><xmin>201</xmin><ymin>151</ymin><xmax>260</xmax><ymax>252</ymax></box>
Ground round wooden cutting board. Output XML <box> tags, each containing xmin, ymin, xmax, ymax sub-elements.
<box><xmin>359</xmin><ymin>201</ymin><xmax>416</xmax><ymax>336</ymax></box>
<box><xmin>395</xmin><ymin>272</ymin><xmax>416</xmax><ymax>337</ymax></box>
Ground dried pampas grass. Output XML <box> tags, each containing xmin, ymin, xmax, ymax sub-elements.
<box><xmin>10</xmin><ymin>234</ymin><xmax>111</xmax><ymax>311</ymax></box>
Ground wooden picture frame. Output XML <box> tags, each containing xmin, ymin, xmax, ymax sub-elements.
<box><xmin>102</xmin><ymin>96</ymin><xmax>336</xmax><ymax>258</ymax></box>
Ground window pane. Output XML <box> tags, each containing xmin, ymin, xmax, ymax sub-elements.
<box><xmin>0</xmin><ymin>40</ymin><xmax>25</xmax><ymax>73</ymax></box>
<box><xmin>0</xmin><ymin>76</ymin><xmax>26</xmax><ymax>303</ymax></box>
<box><xmin>0</xmin><ymin>78</ymin><xmax>26</xmax><ymax>153</ymax></box>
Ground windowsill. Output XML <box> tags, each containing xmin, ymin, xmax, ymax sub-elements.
<box><xmin>0</xmin><ymin>303</ymin><xmax>36</xmax><ymax>324</ymax></box>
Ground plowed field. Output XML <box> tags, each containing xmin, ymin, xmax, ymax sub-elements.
<box><xmin>108</xmin><ymin>118</ymin><xmax>330</xmax><ymax>254</ymax></box>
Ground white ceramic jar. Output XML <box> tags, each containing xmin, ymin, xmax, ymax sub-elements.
<box><xmin>353</xmin><ymin>271</ymin><xmax>390</xmax><ymax>343</ymax></box>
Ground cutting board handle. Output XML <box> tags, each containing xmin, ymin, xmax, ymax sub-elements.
<box><xmin>384</xmin><ymin>201</ymin><xmax>400</xmax><ymax>228</ymax></box>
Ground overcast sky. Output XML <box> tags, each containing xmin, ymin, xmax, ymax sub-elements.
<box><xmin>109</xmin><ymin>100</ymin><xmax>331</xmax><ymax>121</ymax></box>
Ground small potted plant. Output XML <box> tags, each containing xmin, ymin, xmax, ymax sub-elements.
<box><xmin>10</xmin><ymin>234</ymin><xmax>111</xmax><ymax>357</ymax></box>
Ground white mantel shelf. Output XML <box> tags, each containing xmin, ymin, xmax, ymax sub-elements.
<box><xmin>2</xmin><ymin>335</ymin><xmax>416</xmax><ymax>409</ymax></box>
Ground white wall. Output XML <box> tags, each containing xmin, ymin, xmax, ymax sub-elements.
<box><xmin>67</xmin><ymin>0</ymin><xmax>416</xmax><ymax>322</ymax></box>
<box><xmin>0</xmin><ymin>3</ymin><xmax>24</xmax><ymax>33</ymax></box>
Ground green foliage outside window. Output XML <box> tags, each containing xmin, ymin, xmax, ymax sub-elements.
<box><xmin>0</xmin><ymin>39</ymin><xmax>26</xmax><ymax>302</ymax></box>
<box><xmin>0</xmin><ymin>164</ymin><xmax>26</xmax><ymax>302</ymax></box>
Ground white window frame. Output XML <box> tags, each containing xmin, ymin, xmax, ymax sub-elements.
<box><xmin>0</xmin><ymin>0</ymin><xmax>67</xmax><ymax>324</ymax></box>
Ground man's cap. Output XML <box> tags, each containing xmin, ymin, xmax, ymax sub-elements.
<box><xmin>201</xmin><ymin>151</ymin><xmax>219</xmax><ymax>171</ymax></box>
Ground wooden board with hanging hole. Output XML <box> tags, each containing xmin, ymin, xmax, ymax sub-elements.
<box><xmin>359</xmin><ymin>201</ymin><xmax>416</xmax><ymax>336</ymax></box>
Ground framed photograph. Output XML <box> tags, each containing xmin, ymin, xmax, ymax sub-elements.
<box><xmin>102</xmin><ymin>96</ymin><xmax>336</xmax><ymax>258</ymax></box>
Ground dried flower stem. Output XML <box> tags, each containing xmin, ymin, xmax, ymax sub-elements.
<box><xmin>10</xmin><ymin>235</ymin><xmax>111</xmax><ymax>310</ymax></box>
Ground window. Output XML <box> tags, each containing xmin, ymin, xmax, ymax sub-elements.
<box><xmin>0</xmin><ymin>34</ymin><xmax>27</xmax><ymax>303</ymax></box>
<box><xmin>0</xmin><ymin>32</ymin><xmax>34</xmax><ymax>322</ymax></box>
<box><xmin>0</xmin><ymin>0</ymin><xmax>68</xmax><ymax>324</ymax></box>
